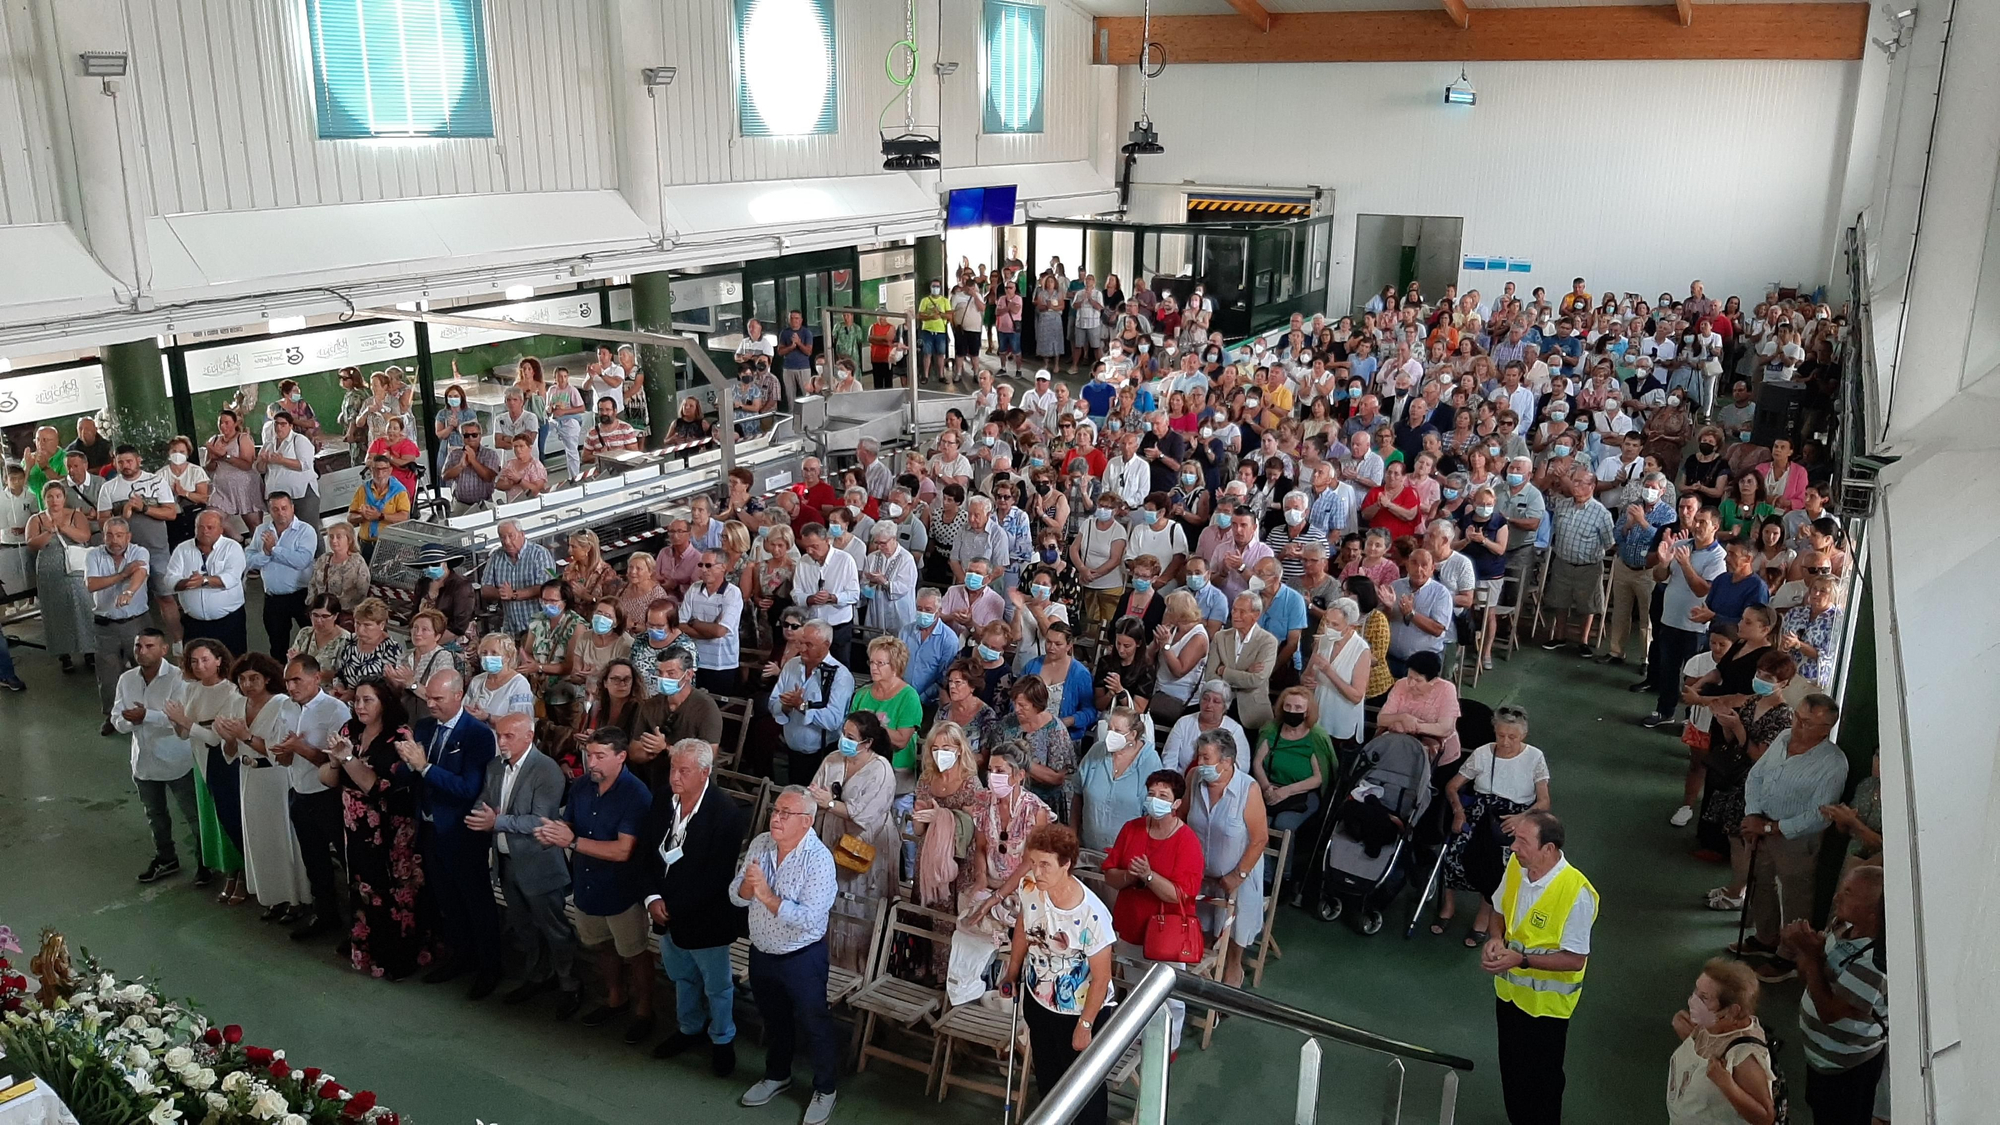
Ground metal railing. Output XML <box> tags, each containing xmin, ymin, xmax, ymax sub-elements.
<box><xmin>1023</xmin><ymin>964</ymin><xmax>1474</xmax><ymax>1125</ymax></box>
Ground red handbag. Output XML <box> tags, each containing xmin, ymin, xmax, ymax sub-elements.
<box><xmin>1142</xmin><ymin>891</ymin><xmax>1205</xmax><ymax>964</ymax></box>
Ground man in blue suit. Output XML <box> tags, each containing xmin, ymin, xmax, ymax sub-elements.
<box><xmin>395</xmin><ymin>668</ymin><xmax>502</xmax><ymax>998</ymax></box>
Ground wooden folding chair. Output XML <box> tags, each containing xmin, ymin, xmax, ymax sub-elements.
<box><xmin>1249</xmin><ymin>828</ymin><xmax>1292</xmax><ymax>988</ymax></box>
<box><xmin>1185</xmin><ymin>892</ymin><xmax>1237</xmax><ymax>1050</ymax></box>
<box><xmin>714</xmin><ymin>696</ymin><xmax>753</xmax><ymax>770</ymax></box>
<box><xmin>826</xmin><ymin>892</ymin><xmax>889</xmax><ymax>1000</ymax></box>
<box><xmin>931</xmin><ymin>936</ymin><xmax>1030</xmax><ymax>1107</ymax></box>
<box><xmin>847</xmin><ymin>901</ymin><xmax>951</xmax><ymax>1083</ymax></box>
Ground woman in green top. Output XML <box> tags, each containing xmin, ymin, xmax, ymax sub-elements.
<box><xmin>831</xmin><ymin>311</ymin><xmax>867</xmax><ymax>374</ymax></box>
<box><xmin>849</xmin><ymin>635</ymin><xmax>924</xmax><ymax>772</ymax></box>
<box><xmin>1252</xmin><ymin>686</ymin><xmax>1330</xmax><ymax>882</ymax></box>
<box><xmin>1717</xmin><ymin>470</ymin><xmax>1776</xmax><ymax>543</ymax></box>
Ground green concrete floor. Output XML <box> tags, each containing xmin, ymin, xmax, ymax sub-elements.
<box><xmin>0</xmin><ymin>619</ymin><xmax>1814</xmax><ymax>1124</ymax></box>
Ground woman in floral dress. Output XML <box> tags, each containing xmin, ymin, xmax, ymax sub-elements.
<box><xmin>322</xmin><ymin>679</ymin><xmax>426</xmax><ymax>980</ymax></box>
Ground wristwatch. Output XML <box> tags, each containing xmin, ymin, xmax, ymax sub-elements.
<box><xmin>1079</xmin><ymin>1019</ymin><xmax>1093</xmax><ymax>1030</ymax></box>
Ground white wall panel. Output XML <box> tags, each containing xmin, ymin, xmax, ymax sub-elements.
<box><xmin>937</xmin><ymin>0</ymin><xmax>1097</xmax><ymax>170</ymax></box>
<box><xmin>0</xmin><ymin>0</ymin><xmax>63</xmax><ymax>224</ymax></box>
<box><xmin>118</xmin><ymin>0</ymin><xmax>617</xmax><ymax>216</ymax></box>
<box><xmin>1119</xmin><ymin>58</ymin><xmax>1862</xmax><ymax>315</ymax></box>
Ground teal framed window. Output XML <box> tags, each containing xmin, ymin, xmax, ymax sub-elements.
<box><xmin>983</xmin><ymin>0</ymin><xmax>1045</xmax><ymax>135</ymax></box>
<box><xmin>306</xmin><ymin>0</ymin><xmax>493</xmax><ymax>139</ymax></box>
<box><xmin>735</xmin><ymin>0</ymin><xmax>839</xmax><ymax>137</ymax></box>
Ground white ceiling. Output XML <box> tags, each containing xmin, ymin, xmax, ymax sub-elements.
<box><xmin>1070</xmin><ymin>0</ymin><xmax>1851</xmax><ymax>14</ymax></box>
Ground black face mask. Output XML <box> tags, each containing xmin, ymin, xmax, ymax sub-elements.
<box><xmin>1698</xmin><ymin>441</ymin><xmax>1717</xmax><ymax>455</ymax></box>
<box><xmin>1034</xmin><ymin>480</ymin><xmax>1051</xmax><ymax>495</ymax></box>
<box><xmin>1282</xmin><ymin>710</ymin><xmax>1308</xmax><ymax>725</ymax></box>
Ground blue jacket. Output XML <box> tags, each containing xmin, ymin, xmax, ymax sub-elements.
<box><xmin>398</xmin><ymin>711</ymin><xmax>496</xmax><ymax>837</ymax></box>
<box><xmin>1023</xmin><ymin>656</ymin><xmax>1098</xmax><ymax>745</ymax></box>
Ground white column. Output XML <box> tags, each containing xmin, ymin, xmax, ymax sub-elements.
<box><xmin>605</xmin><ymin>0</ymin><xmax>666</xmax><ymax>235</ymax></box>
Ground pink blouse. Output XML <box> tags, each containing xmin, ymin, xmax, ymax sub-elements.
<box><xmin>1380</xmin><ymin>676</ymin><xmax>1463</xmax><ymax>766</ymax></box>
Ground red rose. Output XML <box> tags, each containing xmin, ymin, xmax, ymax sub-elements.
<box><xmin>319</xmin><ymin>1080</ymin><xmax>344</xmax><ymax>1100</ymax></box>
<box><xmin>202</xmin><ymin>1028</ymin><xmax>223</xmax><ymax>1046</ymax></box>
<box><xmin>377</xmin><ymin>1115</ymin><xmax>397</xmax><ymax>1125</ymax></box>
<box><xmin>303</xmin><ymin>1068</ymin><xmax>322</xmax><ymax>1084</ymax></box>
<box><xmin>223</xmin><ymin>1025</ymin><xmax>244</xmax><ymax>1044</ymax></box>
<box><xmin>345</xmin><ymin>1091</ymin><xmax>377</xmax><ymax>1115</ymax></box>
<box><xmin>269</xmin><ymin>1059</ymin><xmax>291</xmax><ymax>1079</ymax></box>
<box><xmin>2</xmin><ymin>996</ymin><xmax>19</xmax><ymax>1013</ymax></box>
<box><xmin>0</xmin><ymin>956</ymin><xmax>10</xmax><ymax>970</ymax></box>
<box><xmin>243</xmin><ymin>1046</ymin><xmax>274</xmax><ymax>1067</ymax></box>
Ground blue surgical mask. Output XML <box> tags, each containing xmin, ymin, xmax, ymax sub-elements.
<box><xmin>828</xmin><ymin>523</ymin><xmax>845</xmax><ymax>538</ymax></box>
<box><xmin>964</xmin><ymin>572</ymin><xmax>986</xmax><ymax>592</ymax></box>
<box><xmin>1182</xmin><ymin>471</ymin><xmax>1199</xmax><ymax>485</ymax></box>
<box><xmin>1552</xmin><ymin>443</ymin><xmax>1572</xmax><ymax>458</ymax></box>
<box><xmin>591</xmin><ymin>614</ymin><xmax>615</xmax><ymax>635</ymax></box>
<box><xmin>976</xmin><ymin>643</ymin><xmax>1003</xmax><ymax>662</ymax></box>
<box><xmin>1196</xmin><ymin>764</ymin><xmax>1221</xmax><ymax>783</ymax></box>
<box><xmin>1107</xmin><ymin>420</ymin><xmax>1122</xmax><ymax>432</ymax></box>
<box><xmin>982</xmin><ymin>435</ymin><xmax>996</xmax><ymax>447</ymax></box>
<box><xmin>1506</xmin><ymin>472</ymin><xmax>1526</xmax><ymax>487</ymax></box>
<box><xmin>1186</xmin><ymin>574</ymin><xmax>1208</xmax><ymax>592</ymax></box>
<box><xmin>658</xmin><ymin>676</ymin><xmax>682</xmax><ymax>696</ymax></box>
<box><xmin>1039</xmin><ymin>547</ymin><xmax>1059</xmax><ymax>564</ymax></box>
<box><xmin>648</xmin><ymin>626</ymin><xmax>670</xmax><ymax>643</ymax></box>
<box><xmin>1132</xmin><ymin>577</ymin><xmax>1152</xmax><ymax>593</ymax></box>
<box><xmin>757</xmin><ymin>525</ymin><xmax>773</xmax><ymax>539</ymax></box>
<box><xmin>1750</xmin><ymin>677</ymin><xmax>1778</xmax><ymax>696</ymax></box>
<box><xmin>1213</xmin><ymin>512</ymin><xmax>1231</xmax><ymax>528</ymax></box>
<box><xmin>1029</xmin><ymin>457</ymin><xmax>1046</xmax><ymax>468</ymax></box>
<box><xmin>1333</xmin><ymin>387</ymin><xmax>1348</xmax><ymax>401</ymax></box>
<box><xmin>542</xmin><ymin>602</ymin><xmax>563</xmax><ymax>618</ymax></box>
<box><xmin>1144</xmin><ymin>796</ymin><xmax>1174</xmax><ymax>819</ymax></box>
<box><xmin>914</xmin><ymin>610</ymin><xmax>937</xmax><ymax>629</ymax></box>
<box><xmin>838</xmin><ymin>736</ymin><xmax>861</xmax><ymax>757</ymax></box>
<box><xmin>480</xmin><ymin>654</ymin><xmax>504</xmax><ymax>674</ymax></box>
<box><xmin>1031</xmin><ymin>583</ymin><xmax>1052</xmax><ymax>600</ymax></box>
<box><xmin>1442</xmin><ymin>488</ymin><xmax>1460</xmax><ymax>501</ymax></box>
<box><xmin>1142</xmin><ymin>509</ymin><xmax>1160</xmax><ymax>525</ymax></box>
<box><xmin>423</xmin><ymin>565</ymin><xmax>445</xmax><ymax>580</ymax></box>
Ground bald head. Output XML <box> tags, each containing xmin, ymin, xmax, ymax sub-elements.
<box><xmin>493</xmin><ymin>712</ymin><xmax>534</xmax><ymax>761</ymax></box>
<box><xmin>424</xmin><ymin>669</ymin><xmax>466</xmax><ymax>720</ymax></box>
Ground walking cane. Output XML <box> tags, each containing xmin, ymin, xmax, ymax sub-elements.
<box><xmin>1001</xmin><ymin>964</ymin><xmax>1024</xmax><ymax>1125</ymax></box>
<box><xmin>1733</xmin><ymin>835</ymin><xmax>1761</xmax><ymax>957</ymax></box>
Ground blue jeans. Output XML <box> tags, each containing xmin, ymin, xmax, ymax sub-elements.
<box><xmin>749</xmin><ymin>939</ymin><xmax>839</xmax><ymax>1095</ymax></box>
<box><xmin>0</xmin><ymin>629</ymin><xmax>17</xmax><ymax>682</ymax></box>
<box><xmin>660</xmin><ymin>935</ymin><xmax>736</xmax><ymax>1044</ymax></box>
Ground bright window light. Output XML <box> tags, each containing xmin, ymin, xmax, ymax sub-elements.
<box><xmin>984</xmin><ymin>1</ymin><xmax>1045</xmax><ymax>135</ymax></box>
<box><xmin>504</xmin><ymin>284</ymin><xmax>535</xmax><ymax>301</ymax></box>
<box><xmin>307</xmin><ymin>0</ymin><xmax>493</xmax><ymax>140</ymax></box>
<box><xmin>736</xmin><ymin>0</ymin><xmax>837</xmax><ymax>137</ymax></box>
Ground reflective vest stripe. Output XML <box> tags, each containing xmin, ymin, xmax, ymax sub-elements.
<box><xmin>1492</xmin><ymin>855</ymin><xmax>1595</xmax><ymax>1019</ymax></box>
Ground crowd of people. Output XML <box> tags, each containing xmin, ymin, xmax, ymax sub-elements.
<box><xmin>1</xmin><ymin>268</ymin><xmax>1890</xmax><ymax>1125</ymax></box>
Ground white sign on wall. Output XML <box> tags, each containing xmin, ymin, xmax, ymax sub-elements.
<box><xmin>184</xmin><ymin>321</ymin><xmax>419</xmax><ymax>393</ymax></box>
<box><xmin>0</xmin><ymin>364</ymin><xmax>108</xmax><ymax>425</ymax></box>
<box><xmin>428</xmin><ymin>295</ymin><xmax>602</xmax><ymax>350</ymax></box>
<box><xmin>669</xmin><ymin>274</ymin><xmax>743</xmax><ymax>312</ymax></box>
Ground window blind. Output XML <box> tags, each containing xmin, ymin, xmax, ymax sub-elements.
<box><xmin>983</xmin><ymin>0</ymin><xmax>1045</xmax><ymax>135</ymax></box>
<box><xmin>735</xmin><ymin>0</ymin><xmax>839</xmax><ymax>137</ymax></box>
<box><xmin>307</xmin><ymin>0</ymin><xmax>494</xmax><ymax>140</ymax></box>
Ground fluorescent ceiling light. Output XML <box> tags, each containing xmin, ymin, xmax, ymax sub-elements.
<box><xmin>747</xmin><ymin>187</ymin><xmax>840</xmax><ymax>225</ymax></box>
<box><xmin>504</xmin><ymin>284</ymin><xmax>536</xmax><ymax>301</ymax></box>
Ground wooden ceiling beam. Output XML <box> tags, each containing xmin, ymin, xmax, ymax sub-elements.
<box><xmin>1226</xmin><ymin>0</ymin><xmax>1274</xmax><ymax>33</ymax></box>
<box><xmin>1442</xmin><ymin>0</ymin><xmax>1470</xmax><ymax>30</ymax></box>
<box><xmin>1676</xmin><ymin>0</ymin><xmax>1694</xmax><ymax>26</ymax></box>
<box><xmin>1094</xmin><ymin>3</ymin><xmax>1868</xmax><ymax>63</ymax></box>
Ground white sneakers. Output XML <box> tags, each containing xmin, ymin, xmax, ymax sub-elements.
<box><xmin>740</xmin><ymin>1079</ymin><xmax>835</xmax><ymax>1125</ymax></box>
<box><xmin>740</xmin><ymin>1079</ymin><xmax>791</xmax><ymax>1108</ymax></box>
<box><xmin>1706</xmin><ymin>887</ymin><xmax>1745</xmax><ymax>911</ymax></box>
<box><xmin>1669</xmin><ymin>805</ymin><xmax>1694</xmax><ymax>827</ymax></box>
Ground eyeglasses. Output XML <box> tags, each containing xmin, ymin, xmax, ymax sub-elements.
<box><xmin>771</xmin><ymin>808</ymin><xmax>813</xmax><ymax>820</ymax></box>
<box><xmin>782</xmin><ymin>622</ymin><xmax>801</xmax><ymax>631</ymax></box>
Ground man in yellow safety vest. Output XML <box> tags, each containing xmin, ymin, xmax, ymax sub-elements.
<box><xmin>1480</xmin><ymin>810</ymin><xmax>1597</xmax><ymax>1125</ymax></box>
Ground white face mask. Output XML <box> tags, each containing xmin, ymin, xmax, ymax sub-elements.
<box><xmin>167</xmin><ymin>451</ymin><xmax>188</xmax><ymax>466</ymax></box>
<box><xmin>1686</xmin><ymin>993</ymin><xmax>1719</xmax><ymax>1029</ymax></box>
<box><xmin>1248</xmin><ymin>576</ymin><xmax>1268</xmax><ymax>594</ymax></box>
<box><xmin>933</xmin><ymin>748</ymin><xmax>959</xmax><ymax>773</ymax></box>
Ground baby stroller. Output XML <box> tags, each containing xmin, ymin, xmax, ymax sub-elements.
<box><xmin>1308</xmin><ymin>732</ymin><xmax>1434</xmax><ymax>935</ymax></box>
<box><xmin>1405</xmin><ymin>700</ymin><xmax>1498</xmax><ymax>938</ymax></box>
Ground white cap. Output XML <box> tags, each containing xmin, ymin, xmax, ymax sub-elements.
<box><xmin>1035</xmin><ymin>368</ymin><xmax>1051</xmax><ymax>381</ymax></box>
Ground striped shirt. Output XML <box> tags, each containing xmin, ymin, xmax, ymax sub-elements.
<box><xmin>1547</xmin><ymin>495</ymin><xmax>1616</xmax><ymax>566</ymax></box>
<box><xmin>483</xmin><ymin>542</ymin><xmax>558</xmax><ymax>634</ymax></box>
<box><xmin>1801</xmin><ymin>933</ymin><xmax>1886</xmax><ymax>1072</ymax></box>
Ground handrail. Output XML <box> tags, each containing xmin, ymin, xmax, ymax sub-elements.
<box><xmin>1171</xmin><ymin>972</ymin><xmax>1477</xmax><ymax>1072</ymax></box>
<box><xmin>1021</xmin><ymin>964</ymin><xmax>1473</xmax><ymax>1125</ymax></box>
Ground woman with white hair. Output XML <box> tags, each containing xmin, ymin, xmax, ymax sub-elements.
<box><xmin>1159</xmin><ymin>679</ymin><xmax>1251</xmax><ymax>774</ymax></box>
<box><xmin>859</xmin><ymin>522</ymin><xmax>918</xmax><ymax>636</ymax></box>
<box><xmin>1436</xmin><ymin>703</ymin><xmax>1550</xmax><ymax>945</ymax></box>
<box><xmin>1304</xmin><ymin>596</ymin><xmax>1372</xmax><ymax>759</ymax></box>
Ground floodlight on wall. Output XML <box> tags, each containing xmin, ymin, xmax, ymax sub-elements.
<box><xmin>1871</xmin><ymin>5</ymin><xmax>1917</xmax><ymax>59</ymax></box>
<box><xmin>78</xmin><ymin>51</ymin><xmax>128</xmax><ymax>77</ymax></box>
<box><xmin>642</xmin><ymin>66</ymin><xmax>676</xmax><ymax>91</ymax></box>
<box><xmin>933</xmin><ymin>61</ymin><xmax>958</xmax><ymax>77</ymax></box>
<box><xmin>1444</xmin><ymin>68</ymin><xmax>1476</xmax><ymax>106</ymax></box>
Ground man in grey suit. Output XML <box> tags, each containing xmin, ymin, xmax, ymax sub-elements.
<box><xmin>465</xmin><ymin>712</ymin><xmax>581</xmax><ymax>1018</ymax></box>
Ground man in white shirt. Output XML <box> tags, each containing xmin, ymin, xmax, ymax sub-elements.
<box><xmin>258</xmin><ymin>411</ymin><xmax>322</xmax><ymax>533</ymax></box>
<box><xmin>1497</xmin><ymin>364</ymin><xmax>1538</xmax><ymax>436</ymax></box>
<box><xmin>96</xmin><ymin>445</ymin><xmax>181</xmax><ymax>640</ymax></box>
<box><xmin>1021</xmin><ymin>370</ymin><xmax>1058</xmax><ymax>419</ymax></box>
<box><xmin>589</xmin><ymin>344</ymin><xmax>628</xmax><ymax>413</ymax></box>
<box><xmin>681</xmin><ymin>548</ymin><xmax>744</xmax><ymax>696</ymax></box>
<box><xmin>274</xmin><ymin>653</ymin><xmax>353</xmax><ymax>939</ymax></box>
<box><xmin>1104</xmin><ymin>431</ymin><xmax>1152</xmax><ymax>513</ymax></box>
<box><xmin>168</xmin><ymin>510</ymin><xmax>250</xmax><ymax>660</ymax></box>
<box><xmin>86</xmin><ymin>517</ymin><xmax>153</xmax><ymax>729</ymax></box>
<box><xmin>116</xmin><ymin>628</ymin><xmax>199</xmax><ymax>884</ymax></box>
<box><xmin>790</xmin><ymin>524</ymin><xmax>860</xmax><ymax>667</ymax></box>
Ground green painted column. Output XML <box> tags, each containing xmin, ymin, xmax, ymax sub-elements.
<box><xmin>629</xmin><ymin>270</ymin><xmax>676</xmax><ymax>449</ymax></box>
<box><xmin>916</xmin><ymin>235</ymin><xmax>946</xmax><ymax>292</ymax></box>
<box><xmin>102</xmin><ymin>338</ymin><xmax>176</xmax><ymax>461</ymax></box>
